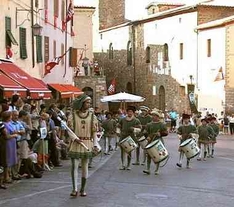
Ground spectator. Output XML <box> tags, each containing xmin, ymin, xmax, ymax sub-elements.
<box><xmin>229</xmin><ymin>114</ymin><xmax>234</xmax><ymax>135</ymax></box>
<box><xmin>223</xmin><ymin>115</ymin><xmax>229</xmax><ymax>135</ymax></box>
<box><xmin>0</xmin><ymin>122</ymin><xmax>7</xmax><ymax>189</ymax></box>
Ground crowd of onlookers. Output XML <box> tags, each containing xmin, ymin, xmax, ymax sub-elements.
<box><xmin>0</xmin><ymin>94</ymin><xmax>73</xmax><ymax>190</ymax></box>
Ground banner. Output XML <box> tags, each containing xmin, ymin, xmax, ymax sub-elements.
<box><xmin>187</xmin><ymin>84</ymin><xmax>198</xmax><ymax>114</ymax></box>
<box><xmin>214</xmin><ymin>67</ymin><xmax>224</xmax><ymax>81</ymax></box>
<box><xmin>107</xmin><ymin>79</ymin><xmax>116</xmax><ymax>95</ymax></box>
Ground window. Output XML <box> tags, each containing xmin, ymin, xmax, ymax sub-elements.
<box><xmin>179</xmin><ymin>43</ymin><xmax>183</xmax><ymax>60</ymax></box>
<box><xmin>54</xmin><ymin>0</ymin><xmax>59</xmax><ymax>17</ymax></box>
<box><xmin>152</xmin><ymin>8</ymin><xmax>155</xmax><ymax>14</ymax></box>
<box><xmin>207</xmin><ymin>39</ymin><xmax>211</xmax><ymax>57</ymax></box>
<box><xmin>127</xmin><ymin>41</ymin><xmax>132</xmax><ymax>66</ymax></box>
<box><xmin>35</xmin><ymin>0</ymin><xmax>39</xmax><ymax>8</ymax></box>
<box><xmin>19</xmin><ymin>28</ymin><xmax>27</xmax><ymax>59</ymax></box>
<box><xmin>5</xmin><ymin>17</ymin><xmax>18</xmax><ymax>47</ymax></box>
<box><xmin>146</xmin><ymin>46</ymin><xmax>150</xmax><ymax>63</ymax></box>
<box><xmin>109</xmin><ymin>43</ymin><xmax>113</xmax><ymax>59</ymax></box>
<box><xmin>53</xmin><ymin>40</ymin><xmax>56</xmax><ymax>58</ymax></box>
<box><xmin>36</xmin><ymin>35</ymin><xmax>43</xmax><ymax>63</ymax></box>
<box><xmin>44</xmin><ymin>36</ymin><xmax>49</xmax><ymax>63</ymax></box>
<box><xmin>164</xmin><ymin>43</ymin><xmax>169</xmax><ymax>61</ymax></box>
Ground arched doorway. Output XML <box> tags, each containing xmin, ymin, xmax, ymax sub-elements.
<box><xmin>82</xmin><ymin>87</ymin><xmax>94</xmax><ymax>105</ymax></box>
<box><xmin>126</xmin><ymin>82</ymin><xmax>133</xmax><ymax>93</ymax></box>
<box><xmin>158</xmin><ymin>85</ymin><xmax>166</xmax><ymax>111</ymax></box>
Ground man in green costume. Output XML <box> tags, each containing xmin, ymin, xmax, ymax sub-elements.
<box><xmin>133</xmin><ymin>106</ymin><xmax>152</xmax><ymax>165</ymax></box>
<box><xmin>143</xmin><ymin>110</ymin><xmax>168</xmax><ymax>175</ymax></box>
<box><xmin>118</xmin><ymin>106</ymin><xmax>141</xmax><ymax>170</ymax></box>
<box><xmin>176</xmin><ymin>114</ymin><xmax>197</xmax><ymax>169</ymax></box>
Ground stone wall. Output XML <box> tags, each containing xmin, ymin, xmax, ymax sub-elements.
<box><xmin>74</xmin><ymin>76</ymin><xmax>109</xmax><ymax>111</ymax></box>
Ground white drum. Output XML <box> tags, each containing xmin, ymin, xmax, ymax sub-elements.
<box><xmin>180</xmin><ymin>138</ymin><xmax>200</xmax><ymax>159</ymax></box>
<box><xmin>145</xmin><ymin>139</ymin><xmax>169</xmax><ymax>163</ymax></box>
<box><xmin>119</xmin><ymin>136</ymin><xmax>137</xmax><ymax>153</ymax></box>
<box><xmin>138</xmin><ymin>136</ymin><xmax>148</xmax><ymax>149</ymax></box>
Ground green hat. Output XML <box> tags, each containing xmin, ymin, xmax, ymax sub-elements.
<box><xmin>73</xmin><ymin>94</ymin><xmax>91</xmax><ymax>110</ymax></box>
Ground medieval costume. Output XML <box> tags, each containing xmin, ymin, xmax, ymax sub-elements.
<box><xmin>118</xmin><ymin>106</ymin><xmax>141</xmax><ymax>170</ymax></box>
<box><xmin>68</xmin><ymin>94</ymin><xmax>98</xmax><ymax>197</ymax></box>
<box><xmin>208</xmin><ymin>117</ymin><xmax>219</xmax><ymax>158</ymax></box>
<box><xmin>176</xmin><ymin>114</ymin><xmax>197</xmax><ymax>168</ymax></box>
<box><xmin>143</xmin><ymin>110</ymin><xmax>168</xmax><ymax>175</ymax></box>
<box><xmin>133</xmin><ymin>106</ymin><xmax>152</xmax><ymax>165</ymax></box>
<box><xmin>101</xmin><ymin>112</ymin><xmax>117</xmax><ymax>155</ymax></box>
<box><xmin>197</xmin><ymin>118</ymin><xmax>215</xmax><ymax>161</ymax></box>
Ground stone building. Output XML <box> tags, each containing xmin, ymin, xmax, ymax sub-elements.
<box><xmin>94</xmin><ymin>0</ymin><xmax>234</xmax><ymax>115</ymax></box>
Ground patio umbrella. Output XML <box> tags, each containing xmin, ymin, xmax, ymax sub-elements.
<box><xmin>100</xmin><ymin>92</ymin><xmax>145</xmax><ymax>103</ymax></box>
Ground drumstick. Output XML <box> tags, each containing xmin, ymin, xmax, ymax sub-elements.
<box><xmin>57</xmin><ymin>116</ymin><xmax>89</xmax><ymax>150</ymax></box>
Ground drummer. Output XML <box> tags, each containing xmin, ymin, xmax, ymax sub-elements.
<box><xmin>197</xmin><ymin>118</ymin><xmax>215</xmax><ymax>161</ymax></box>
<box><xmin>176</xmin><ymin>114</ymin><xmax>197</xmax><ymax>169</ymax></box>
<box><xmin>208</xmin><ymin>117</ymin><xmax>219</xmax><ymax>158</ymax></box>
<box><xmin>133</xmin><ymin>106</ymin><xmax>152</xmax><ymax>166</ymax></box>
<box><xmin>118</xmin><ymin>106</ymin><xmax>141</xmax><ymax>170</ymax></box>
<box><xmin>143</xmin><ymin>109</ymin><xmax>168</xmax><ymax>175</ymax></box>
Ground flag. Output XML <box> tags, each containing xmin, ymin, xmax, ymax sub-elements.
<box><xmin>107</xmin><ymin>79</ymin><xmax>116</xmax><ymax>95</ymax></box>
<box><xmin>44</xmin><ymin>57</ymin><xmax>61</xmax><ymax>76</ymax></box>
<box><xmin>62</xmin><ymin>1</ymin><xmax>74</xmax><ymax>28</ymax></box>
<box><xmin>44</xmin><ymin>49</ymin><xmax>70</xmax><ymax>76</ymax></box>
<box><xmin>214</xmin><ymin>67</ymin><xmax>224</xmax><ymax>81</ymax></box>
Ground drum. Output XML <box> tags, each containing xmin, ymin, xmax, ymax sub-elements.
<box><xmin>180</xmin><ymin>138</ymin><xmax>200</xmax><ymax>159</ymax></box>
<box><xmin>145</xmin><ymin>139</ymin><xmax>169</xmax><ymax>163</ymax></box>
<box><xmin>138</xmin><ymin>136</ymin><xmax>148</xmax><ymax>149</ymax></box>
<box><xmin>119</xmin><ymin>136</ymin><xmax>137</xmax><ymax>153</ymax></box>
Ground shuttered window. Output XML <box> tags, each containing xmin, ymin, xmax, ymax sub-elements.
<box><xmin>69</xmin><ymin>47</ymin><xmax>77</xmax><ymax>67</ymax></box>
<box><xmin>5</xmin><ymin>17</ymin><xmax>18</xmax><ymax>47</ymax></box>
<box><xmin>36</xmin><ymin>35</ymin><xmax>43</xmax><ymax>63</ymax></box>
<box><xmin>19</xmin><ymin>28</ymin><xmax>27</xmax><ymax>59</ymax></box>
<box><xmin>44</xmin><ymin>36</ymin><xmax>49</xmax><ymax>63</ymax></box>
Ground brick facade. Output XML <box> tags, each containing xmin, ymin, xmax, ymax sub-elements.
<box><xmin>99</xmin><ymin>0</ymin><xmax>126</xmax><ymax>30</ymax></box>
<box><xmin>197</xmin><ymin>6</ymin><xmax>234</xmax><ymax>25</ymax></box>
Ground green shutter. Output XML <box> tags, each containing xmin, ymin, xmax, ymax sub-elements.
<box><xmin>19</xmin><ymin>28</ymin><xmax>27</xmax><ymax>59</ymax></box>
<box><xmin>5</xmin><ymin>17</ymin><xmax>11</xmax><ymax>31</ymax></box>
<box><xmin>36</xmin><ymin>35</ymin><xmax>43</xmax><ymax>63</ymax></box>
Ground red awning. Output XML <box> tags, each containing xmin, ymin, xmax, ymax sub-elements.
<box><xmin>61</xmin><ymin>84</ymin><xmax>84</xmax><ymax>97</ymax></box>
<box><xmin>0</xmin><ymin>72</ymin><xmax>27</xmax><ymax>98</ymax></box>
<box><xmin>48</xmin><ymin>83</ymin><xmax>73</xmax><ymax>98</ymax></box>
<box><xmin>0</xmin><ymin>61</ymin><xmax>51</xmax><ymax>99</ymax></box>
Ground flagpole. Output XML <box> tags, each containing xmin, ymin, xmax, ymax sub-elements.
<box><xmin>63</xmin><ymin>0</ymin><xmax>68</xmax><ymax>78</ymax></box>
